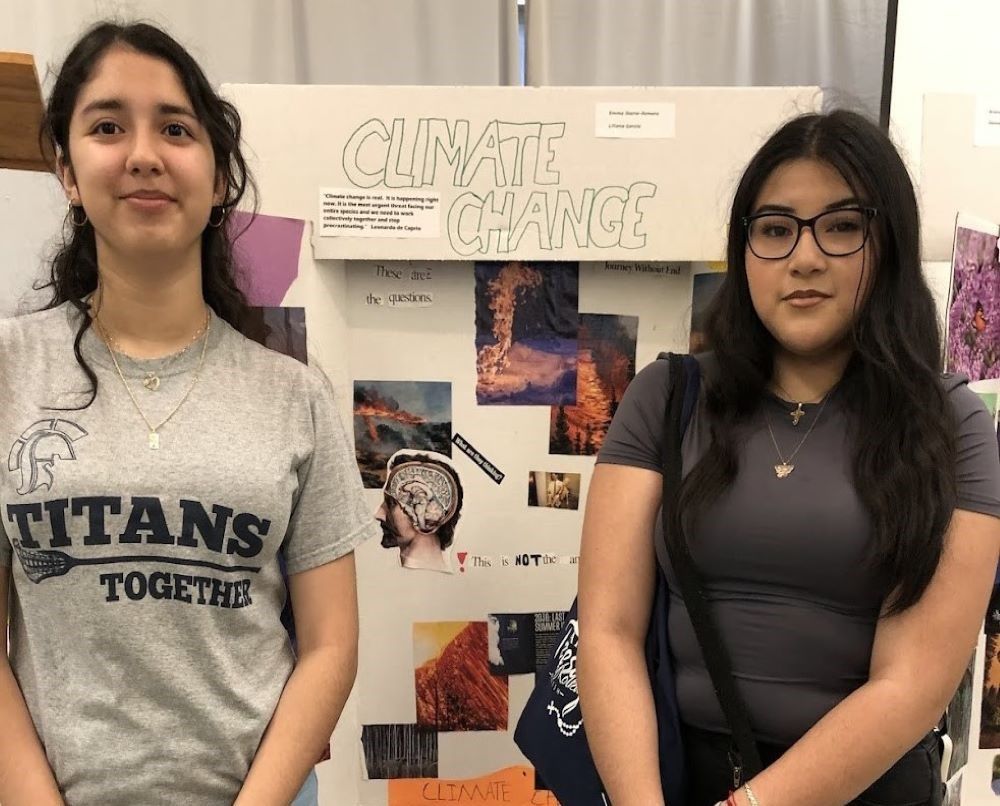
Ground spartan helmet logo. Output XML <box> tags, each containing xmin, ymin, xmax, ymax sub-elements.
<box><xmin>7</xmin><ymin>419</ymin><xmax>88</xmax><ymax>496</ymax></box>
<box><xmin>546</xmin><ymin>618</ymin><xmax>583</xmax><ymax>737</ymax></box>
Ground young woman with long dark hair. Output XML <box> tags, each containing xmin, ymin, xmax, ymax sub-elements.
<box><xmin>0</xmin><ymin>22</ymin><xmax>375</xmax><ymax>805</ymax></box>
<box><xmin>578</xmin><ymin>110</ymin><xmax>1000</xmax><ymax>805</ymax></box>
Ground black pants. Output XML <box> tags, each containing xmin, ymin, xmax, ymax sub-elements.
<box><xmin>682</xmin><ymin>724</ymin><xmax>943</xmax><ymax>806</ymax></box>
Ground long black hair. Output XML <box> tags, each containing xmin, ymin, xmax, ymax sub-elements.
<box><xmin>675</xmin><ymin>110</ymin><xmax>956</xmax><ymax>615</ymax></box>
<box><xmin>38</xmin><ymin>21</ymin><xmax>257</xmax><ymax>406</ymax></box>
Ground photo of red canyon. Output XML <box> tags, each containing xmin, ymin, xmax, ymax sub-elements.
<box><xmin>414</xmin><ymin>621</ymin><xmax>509</xmax><ymax>732</ymax></box>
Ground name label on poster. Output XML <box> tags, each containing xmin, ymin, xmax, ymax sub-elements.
<box><xmin>595</xmin><ymin>102</ymin><xmax>676</xmax><ymax>139</ymax></box>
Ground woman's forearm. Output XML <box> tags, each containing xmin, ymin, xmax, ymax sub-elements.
<box><xmin>235</xmin><ymin>645</ymin><xmax>357</xmax><ymax>806</ymax></box>
<box><xmin>0</xmin><ymin>659</ymin><xmax>63</xmax><ymax>805</ymax></box>
<box><xmin>746</xmin><ymin>677</ymin><xmax>945</xmax><ymax>806</ymax></box>
<box><xmin>578</xmin><ymin>631</ymin><xmax>666</xmax><ymax>806</ymax></box>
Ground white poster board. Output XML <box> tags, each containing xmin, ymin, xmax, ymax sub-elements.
<box><xmin>221</xmin><ymin>83</ymin><xmax>818</xmax><ymax>805</ymax></box>
<box><xmin>226</xmin><ymin>85</ymin><xmax>819</xmax><ymax>262</ymax></box>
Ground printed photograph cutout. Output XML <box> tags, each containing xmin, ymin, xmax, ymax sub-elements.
<box><xmin>945</xmin><ymin>656</ymin><xmax>975</xmax><ymax>780</ymax></box>
<box><xmin>413</xmin><ymin>621</ymin><xmax>509</xmax><ymax>732</ymax></box>
<box><xmin>527</xmin><ymin>471</ymin><xmax>581</xmax><ymax>510</ymax></box>
<box><xmin>690</xmin><ymin>271</ymin><xmax>726</xmax><ymax>353</ymax></box>
<box><xmin>946</xmin><ymin>220</ymin><xmax>1000</xmax><ymax>380</ymax></box>
<box><xmin>981</xmin><ymin>630</ymin><xmax>1000</xmax><ymax>748</ymax></box>
<box><xmin>475</xmin><ymin>261</ymin><xmax>579</xmax><ymax>405</ymax></box>
<box><xmin>942</xmin><ymin>771</ymin><xmax>961</xmax><ymax>806</ymax></box>
<box><xmin>244</xmin><ymin>306</ymin><xmax>307</xmax><ymax>364</ymax></box>
<box><xmin>376</xmin><ymin>450</ymin><xmax>463</xmax><ymax>574</ymax></box>
<box><xmin>549</xmin><ymin>313</ymin><xmax>637</xmax><ymax>455</ymax></box>
<box><xmin>361</xmin><ymin>724</ymin><xmax>438</xmax><ymax>780</ymax></box>
<box><xmin>492</xmin><ymin>612</ymin><xmax>571</xmax><ymax>678</ymax></box>
<box><xmin>354</xmin><ymin>381</ymin><xmax>452</xmax><ymax>488</ymax></box>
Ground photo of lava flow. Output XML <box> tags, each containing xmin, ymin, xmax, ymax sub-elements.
<box><xmin>475</xmin><ymin>261</ymin><xmax>579</xmax><ymax>405</ymax></box>
<box><xmin>550</xmin><ymin>313</ymin><xmax>638</xmax><ymax>455</ymax></box>
<box><xmin>414</xmin><ymin>621</ymin><xmax>509</xmax><ymax>732</ymax></box>
<box><xmin>353</xmin><ymin>381</ymin><xmax>452</xmax><ymax>488</ymax></box>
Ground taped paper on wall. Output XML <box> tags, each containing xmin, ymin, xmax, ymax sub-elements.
<box><xmin>974</xmin><ymin>95</ymin><xmax>1000</xmax><ymax>148</ymax></box>
<box><xmin>354</xmin><ymin>381</ymin><xmax>452</xmax><ymax>489</ymax></box>
<box><xmin>228</xmin><ymin>211</ymin><xmax>303</xmax><ymax>306</ymax></box>
<box><xmin>595</xmin><ymin>102</ymin><xmax>676</xmax><ymax>139</ymax></box>
<box><xmin>361</xmin><ymin>723</ymin><xmax>438</xmax><ymax>779</ymax></box>
<box><xmin>243</xmin><ymin>306</ymin><xmax>307</xmax><ymax>364</ymax></box>
<box><xmin>413</xmin><ymin>622</ymin><xmax>509</xmax><ymax>731</ymax></box>
<box><xmin>375</xmin><ymin>450</ymin><xmax>463</xmax><ymax>575</ymax></box>
<box><xmin>475</xmin><ymin>262</ymin><xmax>579</xmax><ymax>405</ymax></box>
<box><xmin>320</xmin><ymin>187</ymin><xmax>441</xmax><ymax>238</ymax></box>
<box><xmin>387</xmin><ymin>765</ymin><xmax>551</xmax><ymax>806</ymax></box>
<box><xmin>549</xmin><ymin>313</ymin><xmax>637</xmax><ymax>455</ymax></box>
<box><xmin>945</xmin><ymin>215</ymin><xmax>1000</xmax><ymax>381</ymax></box>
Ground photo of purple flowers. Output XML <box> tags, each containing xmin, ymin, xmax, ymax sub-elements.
<box><xmin>947</xmin><ymin>223</ymin><xmax>1000</xmax><ymax>380</ymax></box>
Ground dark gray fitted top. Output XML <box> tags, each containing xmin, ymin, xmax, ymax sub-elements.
<box><xmin>597</xmin><ymin>354</ymin><xmax>1000</xmax><ymax>745</ymax></box>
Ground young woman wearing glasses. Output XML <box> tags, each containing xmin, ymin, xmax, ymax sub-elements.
<box><xmin>578</xmin><ymin>110</ymin><xmax>1000</xmax><ymax>805</ymax></box>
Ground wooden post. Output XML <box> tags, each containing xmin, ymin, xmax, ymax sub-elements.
<box><xmin>0</xmin><ymin>52</ymin><xmax>52</xmax><ymax>172</ymax></box>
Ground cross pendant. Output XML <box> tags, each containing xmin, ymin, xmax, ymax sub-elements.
<box><xmin>790</xmin><ymin>403</ymin><xmax>805</xmax><ymax>426</ymax></box>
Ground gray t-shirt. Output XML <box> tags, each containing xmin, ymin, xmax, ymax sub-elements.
<box><xmin>0</xmin><ymin>303</ymin><xmax>377</xmax><ymax>805</ymax></box>
<box><xmin>598</xmin><ymin>354</ymin><xmax>1000</xmax><ymax>745</ymax></box>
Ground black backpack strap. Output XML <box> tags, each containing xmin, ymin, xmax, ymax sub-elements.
<box><xmin>657</xmin><ymin>352</ymin><xmax>763</xmax><ymax>781</ymax></box>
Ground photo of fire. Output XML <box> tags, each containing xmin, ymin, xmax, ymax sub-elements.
<box><xmin>549</xmin><ymin>313</ymin><xmax>637</xmax><ymax>455</ymax></box>
<box><xmin>475</xmin><ymin>261</ymin><xmax>579</xmax><ymax>405</ymax></box>
<box><xmin>414</xmin><ymin>621</ymin><xmax>509</xmax><ymax>732</ymax></box>
<box><xmin>947</xmin><ymin>222</ymin><xmax>1000</xmax><ymax>381</ymax></box>
<box><xmin>353</xmin><ymin>381</ymin><xmax>452</xmax><ymax>488</ymax></box>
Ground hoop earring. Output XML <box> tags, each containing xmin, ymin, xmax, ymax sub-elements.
<box><xmin>208</xmin><ymin>206</ymin><xmax>226</xmax><ymax>228</ymax></box>
<box><xmin>68</xmin><ymin>200</ymin><xmax>88</xmax><ymax>227</ymax></box>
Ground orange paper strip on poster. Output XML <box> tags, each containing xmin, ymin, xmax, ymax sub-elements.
<box><xmin>388</xmin><ymin>765</ymin><xmax>558</xmax><ymax>806</ymax></box>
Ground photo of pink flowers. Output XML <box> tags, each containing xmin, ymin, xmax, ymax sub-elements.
<box><xmin>947</xmin><ymin>220</ymin><xmax>1000</xmax><ymax>380</ymax></box>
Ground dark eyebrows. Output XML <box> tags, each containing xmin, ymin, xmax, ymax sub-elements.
<box><xmin>78</xmin><ymin>97</ymin><xmax>198</xmax><ymax>120</ymax></box>
<box><xmin>751</xmin><ymin>197</ymin><xmax>865</xmax><ymax>216</ymax></box>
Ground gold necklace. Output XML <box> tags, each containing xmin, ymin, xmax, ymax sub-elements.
<box><xmin>772</xmin><ymin>382</ymin><xmax>826</xmax><ymax>427</ymax></box>
<box><xmin>764</xmin><ymin>392</ymin><xmax>831</xmax><ymax>479</ymax></box>
<box><xmin>95</xmin><ymin>311</ymin><xmax>211</xmax><ymax>450</ymax></box>
<box><xmin>101</xmin><ymin>317</ymin><xmax>209</xmax><ymax>391</ymax></box>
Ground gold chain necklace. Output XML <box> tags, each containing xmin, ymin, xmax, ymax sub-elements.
<box><xmin>772</xmin><ymin>381</ymin><xmax>827</xmax><ymax>427</ymax></box>
<box><xmin>764</xmin><ymin>391</ymin><xmax>831</xmax><ymax>479</ymax></box>
<box><xmin>102</xmin><ymin>318</ymin><xmax>209</xmax><ymax>391</ymax></box>
<box><xmin>94</xmin><ymin>311</ymin><xmax>211</xmax><ymax>450</ymax></box>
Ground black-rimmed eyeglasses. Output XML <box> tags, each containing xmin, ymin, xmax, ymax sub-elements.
<box><xmin>742</xmin><ymin>207</ymin><xmax>878</xmax><ymax>260</ymax></box>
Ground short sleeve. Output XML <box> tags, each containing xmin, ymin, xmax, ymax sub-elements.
<box><xmin>0</xmin><ymin>519</ymin><xmax>11</xmax><ymax>567</ymax></box>
<box><xmin>596</xmin><ymin>357</ymin><xmax>671</xmax><ymax>473</ymax></box>
<box><xmin>949</xmin><ymin>381</ymin><xmax>1000</xmax><ymax>518</ymax></box>
<box><xmin>281</xmin><ymin>370</ymin><xmax>379</xmax><ymax>574</ymax></box>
